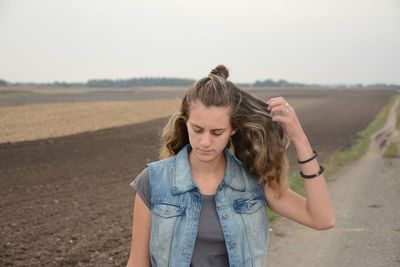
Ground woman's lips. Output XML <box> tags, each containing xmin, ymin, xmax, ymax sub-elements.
<box><xmin>198</xmin><ymin>148</ymin><xmax>213</xmax><ymax>153</ymax></box>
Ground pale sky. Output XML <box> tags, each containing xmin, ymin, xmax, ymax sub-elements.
<box><xmin>1</xmin><ymin>0</ymin><xmax>399</xmax><ymax>84</ymax></box>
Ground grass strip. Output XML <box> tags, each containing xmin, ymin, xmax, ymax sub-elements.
<box><xmin>383</xmin><ymin>142</ymin><xmax>400</xmax><ymax>158</ymax></box>
<box><xmin>269</xmin><ymin>95</ymin><xmax>397</xmax><ymax>221</ymax></box>
<box><xmin>321</xmin><ymin>95</ymin><xmax>396</xmax><ymax>178</ymax></box>
<box><xmin>397</xmin><ymin>108</ymin><xmax>400</xmax><ymax>130</ymax></box>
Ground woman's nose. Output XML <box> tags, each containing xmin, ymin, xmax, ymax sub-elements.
<box><xmin>199</xmin><ymin>132</ymin><xmax>211</xmax><ymax>146</ymax></box>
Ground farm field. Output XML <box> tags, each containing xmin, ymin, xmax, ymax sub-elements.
<box><xmin>0</xmin><ymin>87</ymin><xmax>397</xmax><ymax>266</ymax></box>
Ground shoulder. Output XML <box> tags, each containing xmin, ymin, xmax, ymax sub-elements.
<box><xmin>130</xmin><ymin>167</ymin><xmax>150</xmax><ymax>189</ymax></box>
<box><xmin>148</xmin><ymin>144</ymin><xmax>190</xmax><ymax>170</ymax></box>
<box><xmin>146</xmin><ymin>156</ymin><xmax>177</xmax><ymax>181</ymax></box>
<box><xmin>146</xmin><ymin>155</ymin><xmax>179</xmax><ymax>187</ymax></box>
<box><xmin>130</xmin><ymin>168</ymin><xmax>152</xmax><ymax>209</ymax></box>
<box><xmin>147</xmin><ymin>155</ymin><xmax>177</xmax><ymax>169</ymax></box>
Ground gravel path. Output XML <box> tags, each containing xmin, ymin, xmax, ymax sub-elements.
<box><xmin>267</xmin><ymin>95</ymin><xmax>400</xmax><ymax>267</ymax></box>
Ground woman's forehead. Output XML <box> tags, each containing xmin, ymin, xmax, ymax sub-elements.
<box><xmin>188</xmin><ymin>101</ymin><xmax>231</xmax><ymax>126</ymax></box>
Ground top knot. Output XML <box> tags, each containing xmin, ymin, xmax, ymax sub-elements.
<box><xmin>209</xmin><ymin>65</ymin><xmax>229</xmax><ymax>80</ymax></box>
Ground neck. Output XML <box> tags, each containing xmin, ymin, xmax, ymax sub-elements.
<box><xmin>189</xmin><ymin>151</ymin><xmax>226</xmax><ymax>177</ymax></box>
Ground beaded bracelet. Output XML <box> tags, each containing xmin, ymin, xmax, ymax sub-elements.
<box><xmin>300</xmin><ymin>165</ymin><xmax>325</xmax><ymax>179</ymax></box>
<box><xmin>297</xmin><ymin>150</ymin><xmax>318</xmax><ymax>164</ymax></box>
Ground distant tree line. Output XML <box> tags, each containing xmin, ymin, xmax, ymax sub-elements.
<box><xmin>0</xmin><ymin>79</ymin><xmax>8</xmax><ymax>86</ymax></box>
<box><xmin>86</xmin><ymin>77</ymin><xmax>195</xmax><ymax>87</ymax></box>
<box><xmin>253</xmin><ymin>79</ymin><xmax>306</xmax><ymax>87</ymax></box>
<box><xmin>84</xmin><ymin>77</ymin><xmax>309</xmax><ymax>88</ymax></box>
<box><xmin>1</xmin><ymin>77</ymin><xmax>399</xmax><ymax>89</ymax></box>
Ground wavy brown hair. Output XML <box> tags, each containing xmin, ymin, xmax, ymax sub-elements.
<box><xmin>160</xmin><ymin>65</ymin><xmax>289</xmax><ymax>196</ymax></box>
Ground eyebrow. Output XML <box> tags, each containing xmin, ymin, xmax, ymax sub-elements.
<box><xmin>190</xmin><ymin>123</ymin><xmax>227</xmax><ymax>131</ymax></box>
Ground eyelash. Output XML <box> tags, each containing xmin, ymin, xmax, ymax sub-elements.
<box><xmin>193</xmin><ymin>129</ymin><xmax>222</xmax><ymax>136</ymax></box>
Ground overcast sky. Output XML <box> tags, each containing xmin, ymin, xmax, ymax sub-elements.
<box><xmin>1</xmin><ymin>0</ymin><xmax>399</xmax><ymax>84</ymax></box>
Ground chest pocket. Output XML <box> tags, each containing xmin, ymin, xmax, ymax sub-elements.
<box><xmin>150</xmin><ymin>203</ymin><xmax>185</xmax><ymax>255</ymax></box>
<box><xmin>232</xmin><ymin>194</ymin><xmax>269</xmax><ymax>260</ymax></box>
<box><xmin>233</xmin><ymin>195</ymin><xmax>265</xmax><ymax>214</ymax></box>
<box><xmin>153</xmin><ymin>203</ymin><xmax>185</xmax><ymax>218</ymax></box>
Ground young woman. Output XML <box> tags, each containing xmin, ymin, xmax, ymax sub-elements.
<box><xmin>126</xmin><ymin>65</ymin><xmax>335</xmax><ymax>267</ymax></box>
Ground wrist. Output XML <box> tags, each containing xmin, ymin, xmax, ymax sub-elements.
<box><xmin>298</xmin><ymin>150</ymin><xmax>318</xmax><ymax>164</ymax></box>
<box><xmin>291</xmin><ymin>134</ymin><xmax>316</xmax><ymax>160</ymax></box>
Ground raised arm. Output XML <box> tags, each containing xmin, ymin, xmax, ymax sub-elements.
<box><xmin>126</xmin><ymin>194</ymin><xmax>152</xmax><ymax>267</ymax></box>
<box><xmin>264</xmin><ymin>97</ymin><xmax>335</xmax><ymax>230</ymax></box>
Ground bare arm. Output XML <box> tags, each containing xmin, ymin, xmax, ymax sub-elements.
<box><xmin>265</xmin><ymin>97</ymin><xmax>335</xmax><ymax>230</ymax></box>
<box><xmin>126</xmin><ymin>194</ymin><xmax>152</xmax><ymax>267</ymax></box>
<box><xmin>265</xmin><ymin>136</ymin><xmax>335</xmax><ymax>229</ymax></box>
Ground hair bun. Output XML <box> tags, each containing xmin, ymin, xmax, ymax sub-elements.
<box><xmin>209</xmin><ymin>65</ymin><xmax>229</xmax><ymax>80</ymax></box>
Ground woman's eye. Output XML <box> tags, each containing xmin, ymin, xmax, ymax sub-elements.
<box><xmin>192</xmin><ymin>128</ymin><xmax>222</xmax><ymax>136</ymax></box>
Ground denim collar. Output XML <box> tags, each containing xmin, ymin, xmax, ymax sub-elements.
<box><xmin>171</xmin><ymin>144</ymin><xmax>246</xmax><ymax>195</ymax></box>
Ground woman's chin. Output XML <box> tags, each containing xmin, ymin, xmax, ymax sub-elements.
<box><xmin>194</xmin><ymin>149</ymin><xmax>221</xmax><ymax>162</ymax></box>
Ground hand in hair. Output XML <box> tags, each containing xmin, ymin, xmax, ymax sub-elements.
<box><xmin>266</xmin><ymin>97</ymin><xmax>306</xmax><ymax>144</ymax></box>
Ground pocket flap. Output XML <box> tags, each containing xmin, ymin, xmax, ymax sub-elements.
<box><xmin>233</xmin><ymin>195</ymin><xmax>265</xmax><ymax>214</ymax></box>
<box><xmin>152</xmin><ymin>203</ymin><xmax>185</xmax><ymax>218</ymax></box>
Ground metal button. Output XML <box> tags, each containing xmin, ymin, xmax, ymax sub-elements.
<box><xmin>231</xmin><ymin>241</ymin><xmax>237</xmax><ymax>248</ymax></box>
<box><xmin>165</xmin><ymin>208</ymin><xmax>170</xmax><ymax>215</ymax></box>
<box><xmin>223</xmin><ymin>212</ymin><xmax>229</xmax><ymax>219</ymax></box>
<box><xmin>247</xmin><ymin>202</ymin><xmax>254</xmax><ymax>209</ymax></box>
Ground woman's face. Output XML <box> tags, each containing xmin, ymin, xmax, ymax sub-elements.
<box><xmin>186</xmin><ymin>101</ymin><xmax>236</xmax><ymax>164</ymax></box>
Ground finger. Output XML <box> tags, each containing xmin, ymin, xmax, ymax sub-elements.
<box><xmin>270</xmin><ymin>103</ymin><xmax>291</xmax><ymax>116</ymax></box>
<box><xmin>267</xmin><ymin>97</ymin><xmax>285</xmax><ymax>105</ymax></box>
<box><xmin>270</xmin><ymin>106</ymin><xmax>285</xmax><ymax>117</ymax></box>
<box><xmin>267</xmin><ymin>98</ymin><xmax>288</xmax><ymax>110</ymax></box>
<box><xmin>267</xmin><ymin>96</ymin><xmax>285</xmax><ymax>102</ymax></box>
<box><xmin>272</xmin><ymin>113</ymin><xmax>289</xmax><ymax>124</ymax></box>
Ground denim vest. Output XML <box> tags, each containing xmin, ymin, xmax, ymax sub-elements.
<box><xmin>147</xmin><ymin>144</ymin><xmax>269</xmax><ymax>267</ymax></box>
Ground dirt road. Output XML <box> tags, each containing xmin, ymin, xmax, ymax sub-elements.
<box><xmin>267</xmin><ymin>95</ymin><xmax>400</xmax><ymax>267</ymax></box>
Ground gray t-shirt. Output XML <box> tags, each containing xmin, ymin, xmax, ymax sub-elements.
<box><xmin>130</xmin><ymin>168</ymin><xmax>230</xmax><ymax>266</ymax></box>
